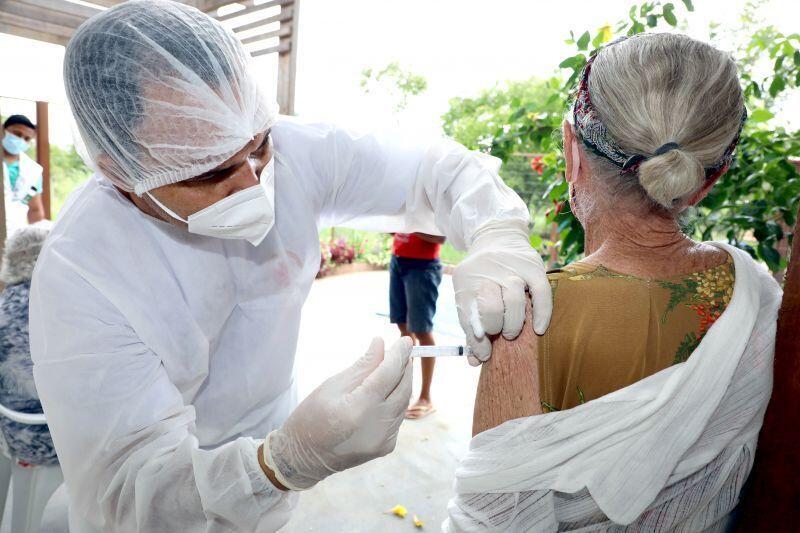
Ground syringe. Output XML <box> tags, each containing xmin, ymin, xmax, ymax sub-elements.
<box><xmin>410</xmin><ymin>345</ymin><xmax>472</xmax><ymax>357</ymax></box>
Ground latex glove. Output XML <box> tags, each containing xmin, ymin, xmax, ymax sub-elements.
<box><xmin>263</xmin><ymin>337</ymin><xmax>413</xmax><ymax>490</ymax></box>
<box><xmin>453</xmin><ymin>220</ymin><xmax>552</xmax><ymax>365</ymax></box>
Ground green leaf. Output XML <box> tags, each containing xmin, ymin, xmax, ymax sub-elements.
<box><xmin>753</xmin><ymin>223</ymin><xmax>769</xmax><ymax>241</ymax></box>
<box><xmin>576</xmin><ymin>31</ymin><xmax>591</xmax><ymax>50</ymax></box>
<box><xmin>559</xmin><ymin>55</ymin><xmax>579</xmax><ymax>69</ymax></box>
<box><xmin>682</xmin><ymin>0</ymin><xmax>694</xmax><ymax>11</ymax></box>
<box><xmin>509</xmin><ymin>107</ymin><xmax>526</xmax><ymax>121</ymax></box>
<box><xmin>663</xmin><ymin>3</ymin><xmax>677</xmax><ymax>26</ymax></box>
<box><xmin>795</xmin><ymin>50</ymin><xmax>800</xmax><ymax>66</ymax></box>
<box><xmin>758</xmin><ymin>242</ymin><xmax>782</xmax><ymax>271</ymax></box>
<box><xmin>769</xmin><ymin>75</ymin><xmax>786</xmax><ymax>97</ymax></box>
<box><xmin>774</xmin><ymin>55</ymin><xmax>784</xmax><ymax>71</ymax></box>
<box><xmin>736</xmin><ymin>243</ymin><xmax>756</xmax><ymax>258</ymax></box>
<box><xmin>592</xmin><ymin>25</ymin><xmax>613</xmax><ymax>47</ymax></box>
<box><xmin>529</xmin><ymin>233</ymin><xmax>543</xmax><ymax>249</ymax></box>
<box><xmin>647</xmin><ymin>14</ymin><xmax>658</xmax><ymax>27</ymax></box>
<box><xmin>749</xmin><ymin>108</ymin><xmax>774</xmax><ymax>123</ymax></box>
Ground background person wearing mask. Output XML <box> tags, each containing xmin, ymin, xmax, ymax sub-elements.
<box><xmin>2</xmin><ymin>115</ymin><xmax>45</xmax><ymax>235</ymax></box>
<box><xmin>29</xmin><ymin>1</ymin><xmax>552</xmax><ymax>532</ymax></box>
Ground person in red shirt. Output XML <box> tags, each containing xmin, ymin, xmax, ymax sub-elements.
<box><xmin>389</xmin><ymin>232</ymin><xmax>445</xmax><ymax>419</ymax></box>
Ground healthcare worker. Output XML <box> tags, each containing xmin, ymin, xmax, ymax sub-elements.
<box><xmin>2</xmin><ymin>115</ymin><xmax>46</xmax><ymax>236</ymax></box>
<box><xmin>29</xmin><ymin>1</ymin><xmax>552</xmax><ymax>531</ymax></box>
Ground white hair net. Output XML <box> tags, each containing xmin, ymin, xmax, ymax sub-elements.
<box><xmin>64</xmin><ymin>0</ymin><xmax>277</xmax><ymax>195</ymax></box>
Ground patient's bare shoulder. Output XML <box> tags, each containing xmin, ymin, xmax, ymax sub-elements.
<box><xmin>472</xmin><ymin>302</ymin><xmax>542</xmax><ymax>436</ymax></box>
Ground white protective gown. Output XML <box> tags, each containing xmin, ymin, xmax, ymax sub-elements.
<box><xmin>29</xmin><ymin>118</ymin><xmax>529</xmax><ymax>533</ymax></box>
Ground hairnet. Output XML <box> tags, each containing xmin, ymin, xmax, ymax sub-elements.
<box><xmin>64</xmin><ymin>0</ymin><xmax>277</xmax><ymax>195</ymax></box>
<box><xmin>1</xmin><ymin>221</ymin><xmax>52</xmax><ymax>285</ymax></box>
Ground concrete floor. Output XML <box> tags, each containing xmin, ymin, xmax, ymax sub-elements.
<box><xmin>1</xmin><ymin>269</ymin><xmax>478</xmax><ymax>532</ymax></box>
<box><xmin>283</xmin><ymin>270</ymin><xmax>478</xmax><ymax>532</ymax></box>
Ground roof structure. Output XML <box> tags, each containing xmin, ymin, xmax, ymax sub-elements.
<box><xmin>0</xmin><ymin>0</ymin><xmax>299</xmax><ymax>112</ymax></box>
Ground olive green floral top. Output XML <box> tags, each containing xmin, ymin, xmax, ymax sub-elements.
<box><xmin>538</xmin><ymin>256</ymin><xmax>735</xmax><ymax>412</ymax></box>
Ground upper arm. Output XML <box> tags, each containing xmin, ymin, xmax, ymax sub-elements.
<box><xmin>472</xmin><ymin>302</ymin><xmax>543</xmax><ymax>436</ymax></box>
<box><xmin>318</xmin><ymin>126</ymin><xmax>427</xmax><ymax>229</ymax></box>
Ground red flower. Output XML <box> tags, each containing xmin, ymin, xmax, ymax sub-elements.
<box><xmin>530</xmin><ymin>155</ymin><xmax>544</xmax><ymax>175</ymax></box>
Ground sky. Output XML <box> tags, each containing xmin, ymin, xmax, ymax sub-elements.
<box><xmin>0</xmin><ymin>0</ymin><xmax>797</xmax><ymax>146</ymax></box>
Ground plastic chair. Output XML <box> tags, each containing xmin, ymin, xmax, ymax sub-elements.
<box><xmin>0</xmin><ymin>402</ymin><xmax>63</xmax><ymax>533</ymax></box>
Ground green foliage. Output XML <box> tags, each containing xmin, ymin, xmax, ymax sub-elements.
<box><xmin>441</xmin><ymin>78</ymin><xmax>564</xmax><ymax>207</ymax></box>
<box><xmin>441</xmin><ymin>0</ymin><xmax>800</xmax><ymax>272</ymax></box>
<box><xmin>319</xmin><ymin>227</ymin><xmax>466</xmax><ymax>266</ymax></box>
<box><xmin>442</xmin><ymin>77</ymin><xmax>563</xmax><ymax>152</ymax></box>
<box><xmin>692</xmin><ymin>0</ymin><xmax>800</xmax><ymax>271</ymax></box>
<box><xmin>50</xmin><ymin>144</ymin><xmax>92</xmax><ymax>216</ymax></box>
<box><xmin>360</xmin><ymin>62</ymin><xmax>428</xmax><ymax>113</ymax></box>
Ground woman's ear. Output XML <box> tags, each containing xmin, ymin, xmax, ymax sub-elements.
<box><xmin>563</xmin><ymin>121</ymin><xmax>582</xmax><ymax>185</ymax></box>
<box><xmin>688</xmin><ymin>168</ymin><xmax>726</xmax><ymax>206</ymax></box>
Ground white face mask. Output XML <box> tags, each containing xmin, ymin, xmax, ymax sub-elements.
<box><xmin>147</xmin><ymin>157</ymin><xmax>276</xmax><ymax>246</ymax></box>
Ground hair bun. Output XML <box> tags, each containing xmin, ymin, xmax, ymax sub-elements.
<box><xmin>637</xmin><ymin>149</ymin><xmax>704</xmax><ymax>209</ymax></box>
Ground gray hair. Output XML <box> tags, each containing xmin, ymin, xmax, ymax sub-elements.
<box><xmin>584</xmin><ymin>33</ymin><xmax>744</xmax><ymax>210</ymax></box>
<box><xmin>1</xmin><ymin>222</ymin><xmax>52</xmax><ymax>285</ymax></box>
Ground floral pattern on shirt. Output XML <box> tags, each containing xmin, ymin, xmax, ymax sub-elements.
<box><xmin>548</xmin><ymin>259</ymin><xmax>735</xmax><ymax>368</ymax></box>
<box><xmin>659</xmin><ymin>262</ymin><xmax>734</xmax><ymax>364</ymax></box>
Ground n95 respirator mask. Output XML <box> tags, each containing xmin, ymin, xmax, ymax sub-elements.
<box><xmin>147</xmin><ymin>157</ymin><xmax>276</xmax><ymax>246</ymax></box>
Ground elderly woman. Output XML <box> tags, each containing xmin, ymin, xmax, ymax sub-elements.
<box><xmin>0</xmin><ymin>222</ymin><xmax>57</xmax><ymax>466</ymax></box>
<box><xmin>445</xmin><ymin>33</ymin><xmax>782</xmax><ymax>531</ymax></box>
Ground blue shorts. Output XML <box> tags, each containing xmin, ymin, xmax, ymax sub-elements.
<box><xmin>389</xmin><ymin>255</ymin><xmax>443</xmax><ymax>333</ymax></box>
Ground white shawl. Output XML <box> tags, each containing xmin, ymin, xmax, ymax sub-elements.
<box><xmin>445</xmin><ymin>243</ymin><xmax>782</xmax><ymax>532</ymax></box>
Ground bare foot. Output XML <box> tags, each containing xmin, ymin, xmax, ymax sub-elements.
<box><xmin>405</xmin><ymin>398</ymin><xmax>436</xmax><ymax>420</ymax></box>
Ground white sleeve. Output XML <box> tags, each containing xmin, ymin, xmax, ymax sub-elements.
<box><xmin>29</xmin><ymin>256</ymin><xmax>294</xmax><ymax>533</ymax></box>
<box><xmin>303</xmin><ymin>123</ymin><xmax>530</xmax><ymax>251</ymax></box>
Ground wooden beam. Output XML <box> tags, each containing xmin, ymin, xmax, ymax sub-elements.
<box><xmin>0</xmin><ymin>0</ymin><xmax>85</xmax><ymax>30</ymax></box>
<box><xmin>230</xmin><ymin>4</ymin><xmax>291</xmax><ymax>34</ymax></box>
<box><xmin>0</xmin><ymin>101</ymin><xmax>6</xmax><ymax>271</ymax></box>
<box><xmin>16</xmin><ymin>0</ymin><xmax>100</xmax><ymax>20</ymax></box>
<box><xmin>240</xmin><ymin>23</ymin><xmax>290</xmax><ymax>45</ymax></box>
<box><xmin>215</xmin><ymin>0</ymin><xmax>291</xmax><ymax>22</ymax></box>
<box><xmin>35</xmin><ymin>101</ymin><xmax>51</xmax><ymax>220</ymax></box>
<box><xmin>249</xmin><ymin>41</ymin><xmax>289</xmax><ymax>57</ymax></box>
<box><xmin>276</xmin><ymin>0</ymin><xmax>298</xmax><ymax>114</ymax></box>
<box><xmin>735</xmin><ymin>202</ymin><xmax>800</xmax><ymax>530</ymax></box>
<box><xmin>77</xmin><ymin>0</ymin><xmax>121</xmax><ymax>8</ymax></box>
<box><xmin>0</xmin><ymin>12</ymin><xmax>72</xmax><ymax>44</ymax></box>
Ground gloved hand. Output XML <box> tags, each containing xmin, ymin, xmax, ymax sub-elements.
<box><xmin>263</xmin><ymin>337</ymin><xmax>413</xmax><ymax>490</ymax></box>
<box><xmin>453</xmin><ymin>220</ymin><xmax>552</xmax><ymax>365</ymax></box>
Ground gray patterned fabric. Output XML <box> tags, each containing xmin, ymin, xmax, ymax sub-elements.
<box><xmin>0</xmin><ymin>280</ymin><xmax>57</xmax><ymax>465</ymax></box>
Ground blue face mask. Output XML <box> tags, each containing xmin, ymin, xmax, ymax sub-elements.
<box><xmin>2</xmin><ymin>133</ymin><xmax>30</xmax><ymax>155</ymax></box>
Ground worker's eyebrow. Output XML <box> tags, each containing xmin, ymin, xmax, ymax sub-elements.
<box><xmin>186</xmin><ymin>131</ymin><xmax>270</xmax><ymax>182</ymax></box>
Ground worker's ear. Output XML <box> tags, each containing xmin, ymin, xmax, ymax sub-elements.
<box><xmin>95</xmin><ymin>154</ymin><xmax>130</xmax><ymax>192</ymax></box>
<box><xmin>96</xmin><ymin>154</ymin><xmax>115</xmax><ymax>178</ymax></box>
